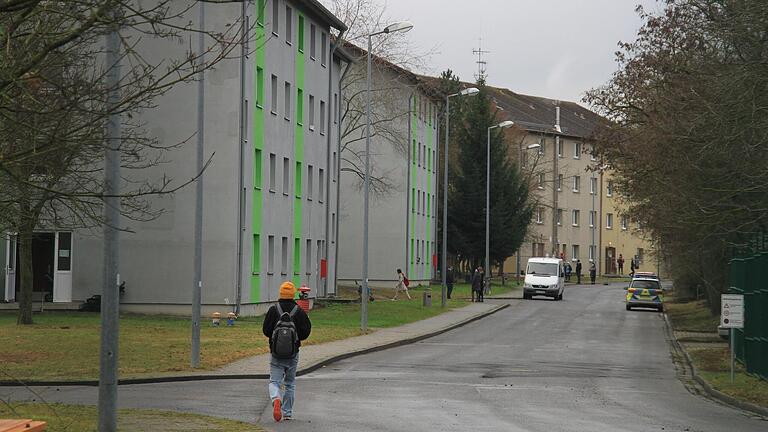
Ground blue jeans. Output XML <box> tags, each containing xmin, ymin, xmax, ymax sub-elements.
<box><xmin>269</xmin><ymin>352</ymin><xmax>299</xmax><ymax>417</ymax></box>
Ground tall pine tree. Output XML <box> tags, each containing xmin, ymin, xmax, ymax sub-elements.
<box><xmin>447</xmin><ymin>79</ymin><xmax>533</xmax><ymax>275</ymax></box>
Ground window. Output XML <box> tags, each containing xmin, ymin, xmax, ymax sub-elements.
<box><xmin>432</xmin><ymin>150</ymin><xmax>436</xmax><ymax>172</ymax></box>
<box><xmin>331</xmin><ymin>213</ymin><xmax>336</xmax><ymax>241</ymax></box>
<box><xmin>293</xmin><ymin>237</ymin><xmax>300</xmax><ymax>275</ymax></box>
<box><xmin>333</xmin><ymin>151</ymin><xmax>337</xmax><ymax>181</ymax></box>
<box><xmin>589</xmin><ymin>245</ymin><xmax>596</xmax><ymax>261</ymax></box>
<box><xmin>308</xmin><ymin>94</ymin><xmax>315</xmax><ymax>130</ymax></box>
<box><xmin>307</xmin><ymin>164</ymin><xmax>314</xmax><ymax>200</ymax></box>
<box><xmin>333</xmin><ymin>93</ymin><xmax>338</xmax><ymax>123</ymax></box>
<box><xmin>573</xmin><ymin>142</ymin><xmax>582</xmax><ymax>159</ymax></box>
<box><xmin>257</xmin><ymin>0</ymin><xmax>266</xmax><ymax>26</ymax></box>
<box><xmin>606</xmin><ymin>213</ymin><xmax>614</xmax><ymax>229</ymax></box>
<box><xmin>272</xmin><ymin>0</ymin><xmax>279</xmax><ymax>35</ymax></box>
<box><xmin>572</xmin><ymin>244</ymin><xmax>580</xmax><ymax>260</ymax></box>
<box><xmin>589</xmin><ymin>210</ymin><xmax>596</xmax><ymax>227</ymax></box>
<box><xmin>254</xmin><ymin>149</ymin><xmax>263</xmax><ymax>189</ymax></box>
<box><xmin>557</xmin><ymin>139</ymin><xmax>563</xmax><ymax>158</ymax></box>
<box><xmin>411</xmin><ymin>188</ymin><xmax>415</xmax><ymax>213</ymax></box>
<box><xmin>557</xmin><ymin>174</ymin><xmax>563</xmax><ymax>191</ymax></box>
<box><xmin>306</xmin><ymin>239</ymin><xmax>312</xmax><ymax>275</ymax></box>
<box><xmin>522</xmin><ymin>151</ymin><xmax>528</xmax><ymax>167</ymax></box>
<box><xmin>607</xmin><ymin>180</ymin><xmax>614</xmax><ymax>197</ymax></box>
<box><xmin>282</xmin><ymin>157</ymin><xmax>289</xmax><ymax>194</ymax></box>
<box><xmin>309</xmin><ymin>24</ymin><xmax>316</xmax><ymax>58</ymax></box>
<box><xmin>321</xmin><ymin>32</ymin><xmax>328</xmax><ymax>65</ymax></box>
<box><xmin>590</xmin><ymin>177</ymin><xmax>597</xmax><ymax>195</ymax></box>
<box><xmin>256</xmin><ymin>67</ymin><xmax>264</xmax><ymax>108</ymax></box>
<box><xmin>573</xmin><ymin>176</ymin><xmax>581</xmax><ymax>192</ymax></box>
<box><xmin>270</xmin><ymin>74</ymin><xmax>278</xmax><ymax>114</ymax></box>
<box><xmin>412</xmin><ymin>140</ymin><xmax>416</xmax><ymax>165</ymax></box>
<box><xmin>556</xmin><ymin>208</ymin><xmax>562</xmax><ymax>225</ymax></box>
<box><xmin>410</xmin><ymin>239</ymin><xmax>414</xmax><ymax>264</ymax></box>
<box><xmin>418</xmin><ymin>143</ymin><xmax>421</xmax><ymax>167</ymax></box>
<box><xmin>252</xmin><ymin>234</ymin><xmax>260</xmax><ymax>274</ymax></box>
<box><xmin>532</xmin><ymin>242</ymin><xmax>545</xmax><ymax>258</ymax></box>
<box><xmin>572</xmin><ymin>209</ymin><xmax>580</xmax><ymax>226</ymax></box>
<box><xmin>57</xmin><ymin>232</ymin><xmax>72</xmax><ymax>271</ymax></box>
<box><xmin>318</xmin><ymin>168</ymin><xmax>324</xmax><ymax>202</ymax></box>
<box><xmin>621</xmin><ymin>215</ymin><xmax>629</xmax><ymax>230</ymax></box>
<box><xmin>285</xmin><ymin>5</ymin><xmax>292</xmax><ymax>44</ymax></box>
<box><xmin>295</xmin><ymin>161</ymin><xmax>302</xmax><ymax>197</ymax></box>
<box><xmin>427</xmin><ymin>194</ymin><xmax>430</xmax><ymax>217</ymax></box>
<box><xmin>637</xmin><ymin>248</ymin><xmax>645</xmax><ymax>263</ymax></box>
<box><xmin>268</xmin><ymin>235</ymin><xmax>275</xmax><ymax>274</ymax></box>
<box><xmin>428</xmin><ymin>149</ymin><xmax>431</xmax><ymax>171</ymax></box>
<box><xmin>320</xmin><ymin>100</ymin><xmax>326</xmax><ymax>134</ymax></box>
<box><xmin>297</xmin><ymin>14</ymin><xmax>304</xmax><ymax>51</ymax></box>
<box><xmin>590</xmin><ymin>144</ymin><xmax>597</xmax><ymax>161</ymax></box>
<box><xmin>538</xmin><ymin>173</ymin><xmax>545</xmax><ymax>189</ymax></box>
<box><xmin>284</xmin><ymin>81</ymin><xmax>291</xmax><ymax>120</ymax></box>
<box><xmin>538</xmin><ymin>141</ymin><xmax>545</xmax><ymax>155</ymax></box>
<box><xmin>269</xmin><ymin>153</ymin><xmax>276</xmax><ymax>192</ymax></box>
<box><xmin>536</xmin><ymin>207</ymin><xmax>543</xmax><ymax>224</ymax></box>
<box><xmin>296</xmin><ymin>88</ymin><xmax>303</xmax><ymax>124</ymax></box>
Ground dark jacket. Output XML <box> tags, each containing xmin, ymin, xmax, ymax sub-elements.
<box><xmin>446</xmin><ymin>269</ymin><xmax>454</xmax><ymax>284</ymax></box>
<box><xmin>262</xmin><ymin>299</ymin><xmax>312</xmax><ymax>353</ymax></box>
<box><xmin>576</xmin><ymin>262</ymin><xmax>583</xmax><ymax>274</ymax></box>
<box><xmin>471</xmin><ymin>270</ymin><xmax>484</xmax><ymax>291</ymax></box>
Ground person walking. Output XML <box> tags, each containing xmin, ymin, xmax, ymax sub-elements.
<box><xmin>575</xmin><ymin>259</ymin><xmax>583</xmax><ymax>284</ymax></box>
<box><xmin>589</xmin><ymin>261</ymin><xmax>597</xmax><ymax>284</ymax></box>
<box><xmin>630</xmin><ymin>258</ymin><xmax>636</xmax><ymax>277</ymax></box>
<box><xmin>262</xmin><ymin>281</ymin><xmax>312</xmax><ymax>422</ymax></box>
<box><xmin>617</xmin><ymin>254</ymin><xmax>625</xmax><ymax>275</ymax></box>
<box><xmin>471</xmin><ymin>266</ymin><xmax>485</xmax><ymax>302</ymax></box>
<box><xmin>392</xmin><ymin>268</ymin><xmax>411</xmax><ymax>300</ymax></box>
<box><xmin>446</xmin><ymin>266</ymin><xmax>454</xmax><ymax>300</ymax></box>
<box><xmin>564</xmin><ymin>262</ymin><xmax>572</xmax><ymax>282</ymax></box>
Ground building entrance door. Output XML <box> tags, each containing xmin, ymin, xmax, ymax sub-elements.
<box><xmin>605</xmin><ymin>247</ymin><xmax>616</xmax><ymax>275</ymax></box>
<box><xmin>31</xmin><ymin>233</ymin><xmax>55</xmax><ymax>302</ymax></box>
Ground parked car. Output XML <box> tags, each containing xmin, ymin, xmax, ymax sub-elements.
<box><xmin>523</xmin><ymin>257</ymin><xmax>565</xmax><ymax>301</ymax></box>
<box><xmin>625</xmin><ymin>277</ymin><xmax>664</xmax><ymax>311</ymax></box>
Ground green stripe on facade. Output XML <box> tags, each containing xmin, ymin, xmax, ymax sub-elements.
<box><xmin>293</xmin><ymin>13</ymin><xmax>305</xmax><ymax>288</ymax></box>
<box><xmin>426</xmin><ymin>105</ymin><xmax>433</xmax><ymax>279</ymax></box>
<box><xmin>410</xmin><ymin>95</ymin><xmax>417</xmax><ymax>277</ymax></box>
<box><xmin>251</xmin><ymin>5</ymin><xmax>267</xmax><ymax>302</ymax></box>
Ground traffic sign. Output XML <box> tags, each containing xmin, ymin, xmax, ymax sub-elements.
<box><xmin>721</xmin><ymin>294</ymin><xmax>744</xmax><ymax>328</ymax></box>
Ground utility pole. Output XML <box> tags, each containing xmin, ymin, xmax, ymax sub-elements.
<box><xmin>191</xmin><ymin>1</ymin><xmax>205</xmax><ymax>368</ymax></box>
<box><xmin>98</xmin><ymin>11</ymin><xmax>121</xmax><ymax>432</ymax></box>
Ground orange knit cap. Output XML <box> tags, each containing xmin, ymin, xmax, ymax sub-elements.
<box><xmin>279</xmin><ymin>281</ymin><xmax>296</xmax><ymax>299</ymax></box>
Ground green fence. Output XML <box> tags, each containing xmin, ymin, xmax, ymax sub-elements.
<box><xmin>728</xmin><ymin>232</ymin><xmax>768</xmax><ymax>381</ymax></box>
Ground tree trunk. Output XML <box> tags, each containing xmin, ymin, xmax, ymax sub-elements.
<box><xmin>17</xmin><ymin>226</ymin><xmax>35</xmax><ymax>325</ymax></box>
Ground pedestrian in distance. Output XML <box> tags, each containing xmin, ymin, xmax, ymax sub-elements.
<box><xmin>564</xmin><ymin>262</ymin><xmax>572</xmax><ymax>282</ymax></box>
<box><xmin>617</xmin><ymin>254</ymin><xmax>625</xmax><ymax>275</ymax></box>
<box><xmin>575</xmin><ymin>259</ymin><xmax>583</xmax><ymax>284</ymax></box>
<box><xmin>630</xmin><ymin>258</ymin><xmax>636</xmax><ymax>277</ymax></box>
<box><xmin>471</xmin><ymin>266</ymin><xmax>485</xmax><ymax>302</ymax></box>
<box><xmin>589</xmin><ymin>261</ymin><xmax>597</xmax><ymax>284</ymax></box>
<box><xmin>262</xmin><ymin>281</ymin><xmax>312</xmax><ymax>422</ymax></box>
<box><xmin>392</xmin><ymin>268</ymin><xmax>411</xmax><ymax>300</ymax></box>
<box><xmin>446</xmin><ymin>266</ymin><xmax>454</xmax><ymax>300</ymax></box>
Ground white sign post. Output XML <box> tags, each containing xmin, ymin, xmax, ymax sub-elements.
<box><xmin>721</xmin><ymin>294</ymin><xmax>745</xmax><ymax>383</ymax></box>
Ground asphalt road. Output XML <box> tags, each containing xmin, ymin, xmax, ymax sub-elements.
<box><xmin>2</xmin><ymin>283</ymin><xmax>766</xmax><ymax>431</ymax></box>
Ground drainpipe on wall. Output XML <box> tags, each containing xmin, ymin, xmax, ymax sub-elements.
<box><xmin>234</xmin><ymin>0</ymin><xmax>248</xmax><ymax>315</ymax></box>
<box><xmin>333</xmin><ymin>52</ymin><xmax>352</xmax><ymax>296</ymax></box>
<box><xmin>324</xmin><ymin>30</ymin><xmax>345</xmax><ymax>297</ymax></box>
<box><xmin>552</xmin><ymin>104</ymin><xmax>560</xmax><ymax>256</ymax></box>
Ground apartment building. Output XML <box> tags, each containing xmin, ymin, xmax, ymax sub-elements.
<box><xmin>2</xmin><ymin>0</ymin><xmax>348</xmax><ymax>315</ymax></box>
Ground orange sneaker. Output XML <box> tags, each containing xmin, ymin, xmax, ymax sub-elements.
<box><xmin>272</xmin><ymin>399</ymin><xmax>282</xmax><ymax>422</ymax></box>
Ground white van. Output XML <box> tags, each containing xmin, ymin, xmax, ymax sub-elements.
<box><xmin>523</xmin><ymin>257</ymin><xmax>565</xmax><ymax>300</ymax></box>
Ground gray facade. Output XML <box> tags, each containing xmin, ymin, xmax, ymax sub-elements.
<box><xmin>336</xmin><ymin>56</ymin><xmax>438</xmax><ymax>289</ymax></box>
<box><xmin>63</xmin><ymin>0</ymin><xmax>347</xmax><ymax>315</ymax></box>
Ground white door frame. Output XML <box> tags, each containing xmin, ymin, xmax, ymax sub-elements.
<box><xmin>53</xmin><ymin>231</ymin><xmax>73</xmax><ymax>303</ymax></box>
<box><xmin>4</xmin><ymin>233</ymin><xmax>16</xmax><ymax>302</ymax></box>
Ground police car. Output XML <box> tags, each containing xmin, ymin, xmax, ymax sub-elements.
<box><xmin>625</xmin><ymin>275</ymin><xmax>664</xmax><ymax>311</ymax></box>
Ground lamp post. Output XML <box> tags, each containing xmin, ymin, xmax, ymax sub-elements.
<box><xmin>516</xmin><ymin>141</ymin><xmax>540</xmax><ymax>282</ymax></box>
<box><xmin>442</xmin><ymin>87</ymin><xmax>478</xmax><ymax>307</ymax></box>
<box><xmin>486</xmin><ymin>120</ymin><xmax>514</xmax><ymax>289</ymax></box>
<box><xmin>362</xmin><ymin>21</ymin><xmax>413</xmax><ymax>332</ymax></box>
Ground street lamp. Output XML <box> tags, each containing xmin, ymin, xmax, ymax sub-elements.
<box><xmin>442</xmin><ymin>87</ymin><xmax>479</xmax><ymax>307</ymax></box>
<box><xmin>362</xmin><ymin>21</ymin><xmax>413</xmax><ymax>332</ymax></box>
<box><xmin>514</xmin><ymin>142</ymin><xmax>540</xmax><ymax>283</ymax></box>
<box><xmin>485</xmin><ymin>120</ymin><xmax>514</xmax><ymax>289</ymax></box>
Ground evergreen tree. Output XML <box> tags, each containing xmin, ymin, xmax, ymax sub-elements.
<box><xmin>447</xmin><ymin>79</ymin><xmax>533</xmax><ymax>273</ymax></box>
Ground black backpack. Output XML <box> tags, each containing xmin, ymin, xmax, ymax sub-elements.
<box><xmin>271</xmin><ymin>303</ymin><xmax>299</xmax><ymax>359</ymax></box>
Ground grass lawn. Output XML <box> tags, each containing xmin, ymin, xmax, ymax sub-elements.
<box><xmin>666</xmin><ymin>297</ymin><xmax>768</xmax><ymax>408</ymax></box>
<box><xmin>0</xmin><ymin>282</ymin><xmax>516</xmax><ymax>382</ymax></box>
<box><xmin>0</xmin><ymin>402</ymin><xmax>263</xmax><ymax>432</ymax></box>
<box><xmin>665</xmin><ymin>298</ymin><xmax>720</xmax><ymax>332</ymax></box>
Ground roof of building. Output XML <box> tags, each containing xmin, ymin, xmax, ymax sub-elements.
<box><xmin>300</xmin><ymin>0</ymin><xmax>347</xmax><ymax>32</ymax></box>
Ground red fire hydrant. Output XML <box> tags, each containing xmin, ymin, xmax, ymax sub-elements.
<box><xmin>297</xmin><ymin>285</ymin><xmax>311</xmax><ymax>312</ymax></box>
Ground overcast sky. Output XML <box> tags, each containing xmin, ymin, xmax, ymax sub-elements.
<box><xmin>379</xmin><ymin>0</ymin><xmax>660</xmax><ymax>105</ymax></box>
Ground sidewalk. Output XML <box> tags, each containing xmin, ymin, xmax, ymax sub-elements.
<box><xmin>1</xmin><ymin>301</ymin><xmax>509</xmax><ymax>386</ymax></box>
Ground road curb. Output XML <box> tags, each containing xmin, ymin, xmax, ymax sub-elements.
<box><xmin>663</xmin><ymin>313</ymin><xmax>768</xmax><ymax>418</ymax></box>
<box><xmin>0</xmin><ymin>303</ymin><xmax>509</xmax><ymax>387</ymax></box>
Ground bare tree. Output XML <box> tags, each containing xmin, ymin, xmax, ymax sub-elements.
<box><xmin>0</xmin><ymin>1</ymin><xmax>247</xmax><ymax>324</ymax></box>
